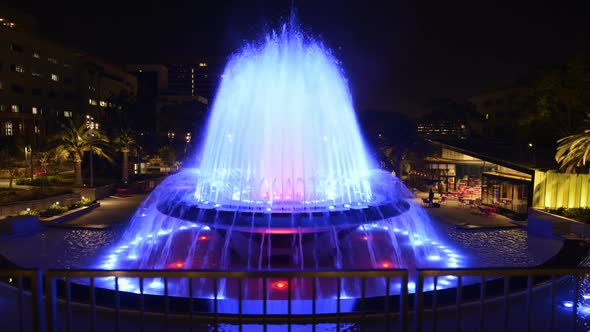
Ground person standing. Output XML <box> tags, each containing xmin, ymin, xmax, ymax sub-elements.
<box><xmin>428</xmin><ymin>188</ymin><xmax>435</xmax><ymax>207</ymax></box>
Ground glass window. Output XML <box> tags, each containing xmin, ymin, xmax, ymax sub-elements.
<box><xmin>48</xmin><ymin>58</ymin><xmax>58</xmax><ymax>64</ymax></box>
<box><xmin>99</xmin><ymin>101</ymin><xmax>107</xmax><ymax>107</ymax></box>
<box><xmin>32</xmin><ymin>107</ymin><xmax>38</xmax><ymax>114</ymax></box>
<box><xmin>50</xmin><ymin>74</ymin><xmax>59</xmax><ymax>82</ymax></box>
<box><xmin>88</xmin><ymin>99</ymin><xmax>97</xmax><ymax>106</ymax></box>
<box><xmin>64</xmin><ymin>111</ymin><xmax>72</xmax><ymax>118</ymax></box>
<box><xmin>11</xmin><ymin>105</ymin><xmax>19</xmax><ymax>113</ymax></box>
<box><xmin>11</xmin><ymin>64</ymin><xmax>24</xmax><ymax>73</ymax></box>
<box><xmin>33</xmin><ymin>51</ymin><xmax>41</xmax><ymax>59</ymax></box>
<box><xmin>5</xmin><ymin>121</ymin><xmax>13</xmax><ymax>136</ymax></box>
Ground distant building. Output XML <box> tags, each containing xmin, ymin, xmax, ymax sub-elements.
<box><xmin>166</xmin><ymin>58</ymin><xmax>223</xmax><ymax>102</ymax></box>
<box><xmin>416</xmin><ymin>98</ymin><xmax>482</xmax><ymax>140</ymax></box>
<box><xmin>0</xmin><ymin>11</ymin><xmax>136</xmax><ymax>149</ymax></box>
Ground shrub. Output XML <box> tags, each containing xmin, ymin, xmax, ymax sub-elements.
<box><xmin>18</xmin><ymin>208</ymin><xmax>39</xmax><ymax>216</ymax></box>
<box><xmin>71</xmin><ymin>197</ymin><xmax>95</xmax><ymax>209</ymax></box>
<box><xmin>16</xmin><ymin>176</ymin><xmax>59</xmax><ymax>186</ymax></box>
<box><xmin>546</xmin><ymin>207</ymin><xmax>590</xmax><ymax>224</ymax></box>
<box><xmin>40</xmin><ymin>203</ymin><xmax>68</xmax><ymax>218</ymax></box>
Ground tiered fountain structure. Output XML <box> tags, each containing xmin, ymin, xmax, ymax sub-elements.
<box><xmin>94</xmin><ymin>25</ymin><xmax>463</xmax><ymax>312</ymax></box>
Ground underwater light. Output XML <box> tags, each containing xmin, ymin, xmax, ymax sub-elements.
<box><xmin>271</xmin><ymin>280</ymin><xmax>289</xmax><ymax>290</ymax></box>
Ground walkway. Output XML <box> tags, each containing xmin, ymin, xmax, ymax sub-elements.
<box><xmin>48</xmin><ymin>194</ymin><xmax>147</xmax><ymax>229</ymax></box>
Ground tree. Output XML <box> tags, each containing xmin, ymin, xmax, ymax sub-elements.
<box><xmin>157</xmin><ymin>146</ymin><xmax>176</xmax><ymax>170</ymax></box>
<box><xmin>52</xmin><ymin>119</ymin><xmax>111</xmax><ymax>187</ymax></box>
<box><xmin>0</xmin><ymin>151</ymin><xmax>23</xmax><ymax>190</ymax></box>
<box><xmin>555</xmin><ymin>127</ymin><xmax>590</xmax><ymax>173</ymax></box>
<box><xmin>113</xmin><ymin>131</ymin><xmax>136</xmax><ymax>183</ymax></box>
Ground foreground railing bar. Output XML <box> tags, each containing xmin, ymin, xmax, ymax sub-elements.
<box><xmin>32</xmin><ymin>270</ymin><xmax>44</xmax><ymax>332</ymax></box>
<box><xmin>90</xmin><ymin>277</ymin><xmax>96</xmax><ymax>332</ymax></box>
<box><xmin>66</xmin><ymin>277</ymin><xmax>72</xmax><ymax>332</ymax></box>
<box><xmin>456</xmin><ymin>276</ymin><xmax>462</xmax><ymax>332</ymax></box>
<box><xmin>401</xmin><ymin>273</ymin><xmax>409</xmax><ymax>332</ymax></box>
<box><xmin>44</xmin><ymin>275</ymin><xmax>57</xmax><ymax>332</ymax></box>
<box><xmin>115</xmin><ymin>277</ymin><xmax>120</xmax><ymax>332</ymax></box>
<box><xmin>312</xmin><ymin>277</ymin><xmax>317</xmax><ymax>332</ymax></box>
<box><xmin>288</xmin><ymin>277</ymin><xmax>292</xmax><ymax>332</ymax></box>
<box><xmin>337</xmin><ymin>277</ymin><xmax>341</xmax><ymax>332</ymax></box>
<box><xmin>361</xmin><ymin>276</ymin><xmax>366</xmax><ymax>330</ymax></box>
<box><xmin>480</xmin><ymin>275</ymin><xmax>486</xmax><ymax>332</ymax></box>
<box><xmin>573</xmin><ymin>274</ymin><xmax>579</xmax><ymax>332</ymax></box>
<box><xmin>503</xmin><ymin>276</ymin><xmax>509</xmax><ymax>332</ymax></box>
<box><xmin>415</xmin><ymin>275</ymin><xmax>424</xmax><ymax>332</ymax></box>
<box><xmin>164</xmin><ymin>277</ymin><xmax>169</xmax><ymax>332</ymax></box>
<box><xmin>17</xmin><ymin>276</ymin><xmax>24</xmax><ymax>332</ymax></box>
<box><xmin>550</xmin><ymin>275</ymin><xmax>556</xmax><ymax>332</ymax></box>
<box><xmin>237</xmin><ymin>278</ymin><xmax>242</xmax><ymax>332</ymax></box>
<box><xmin>418</xmin><ymin>267</ymin><xmax>590</xmax><ymax>277</ymax></box>
<box><xmin>189</xmin><ymin>277</ymin><xmax>194</xmax><ymax>332</ymax></box>
<box><xmin>526</xmin><ymin>275</ymin><xmax>533</xmax><ymax>332</ymax></box>
<box><xmin>263</xmin><ymin>276</ymin><xmax>267</xmax><ymax>332</ymax></box>
<box><xmin>139</xmin><ymin>277</ymin><xmax>145</xmax><ymax>332</ymax></box>
<box><xmin>214</xmin><ymin>277</ymin><xmax>219</xmax><ymax>332</ymax></box>
<box><xmin>433</xmin><ymin>276</ymin><xmax>438</xmax><ymax>332</ymax></box>
<box><xmin>384</xmin><ymin>276</ymin><xmax>390</xmax><ymax>332</ymax></box>
<box><xmin>43</xmin><ymin>269</ymin><xmax>408</xmax><ymax>279</ymax></box>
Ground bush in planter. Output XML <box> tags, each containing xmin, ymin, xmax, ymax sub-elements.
<box><xmin>18</xmin><ymin>208</ymin><xmax>39</xmax><ymax>216</ymax></box>
<box><xmin>71</xmin><ymin>197</ymin><xmax>96</xmax><ymax>209</ymax></box>
<box><xmin>41</xmin><ymin>203</ymin><xmax>68</xmax><ymax>218</ymax></box>
<box><xmin>16</xmin><ymin>176</ymin><xmax>59</xmax><ymax>186</ymax></box>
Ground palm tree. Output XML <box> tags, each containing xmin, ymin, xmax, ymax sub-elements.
<box><xmin>556</xmin><ymin>129</ymin><xmax>590</xmax><ymax>173</ymax></box>
<box><xmin>113</xmin><ymin>131</ymin><xmax>136</xmax><ymax>183</ymax></box>
<box><xmin>53</xmin><ymin>119</ymin><xmax>111</xmax><ymax>187</ymax></box>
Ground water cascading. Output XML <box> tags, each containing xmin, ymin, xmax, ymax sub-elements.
<box><xmin>94</xmin><ymin>24</ymin><xmax>462</xmax><ymax>302</ymax></box>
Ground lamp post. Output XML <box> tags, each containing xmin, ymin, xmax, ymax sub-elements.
<box><xmin>167</xmin><ymin>131</ymin><xmax>175</xmax><ymax>146</ymax></box>
<box><xmin>24</xmin><ymin>146</ymin><xmax>33</xmax><ymax>180</ymax></box>
<box><xmin>86</xmin><ymin>115</ymin><xmax>98</xmax><ymax>188</ymax></box>
<box><xmin>184</xmin><ymin>132</ymin><xmax>192</xmax><ymax>157</ymax></box>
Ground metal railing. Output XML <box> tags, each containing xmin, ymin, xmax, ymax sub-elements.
<box><xmin>415</xmin><ymin>267</ymin><xmax>590</xmax><ymax>332</ymax></box>
<box><xmin>1</xmin><ymin>267</ymin><xmax>589</xmax><ymax>332</ymax></box>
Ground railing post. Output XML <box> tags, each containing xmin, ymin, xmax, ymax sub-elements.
<box><xmin>414</xmin><ymin>274</ymin><xmax>424</xmax><ymax>332</ymax></box>
<box><xmin>32</xmin><ymin>270</ymin><xmax>46</xmax><ymax>332</ymax></box>
<box><xmin>44</xmin><ymin>273</ymin><xmax>57</xmax><ymax>332</ymax></box>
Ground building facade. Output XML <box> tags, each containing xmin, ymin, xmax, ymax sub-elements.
<box><xmin>0</xmin><ymin>12</ymin><xmax>136</xmax><ymax>150</ymax></box>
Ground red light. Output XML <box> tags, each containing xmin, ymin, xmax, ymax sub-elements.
<box><xmin>380</xmin><ymin>261</ymin><xmax>393</xmax><ymax>268</ymax></box>
<box><xmin>198</xmin><ymin>235</ymin><xmax>209</xmax><ymax>241</ymax></box>
<box><xmin>271</xmin><ymin>280</ymin><xmax>288</xmax><ymax>290</ymax></box>
<box><xmin>361</xmin><ymin>236</ymin><xmax>369</xmax><ymax>241</ymax></box>
<box><xmin>168</xmin><ymin>261</ymin><xmax>185</xmax><ymax>269</ymax></box>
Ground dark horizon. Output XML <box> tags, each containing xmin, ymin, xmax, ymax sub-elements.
<box><xmin>3</xmin><ymin>0</ymin><xmax>589</xmax><ymax>115</ymax></box>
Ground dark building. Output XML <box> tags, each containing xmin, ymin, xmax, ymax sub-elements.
<box><xmin>0</xmin><ymin>10</ymin><xmax>136</xmax><ymax>151</ymax></box>
<box><xmin>166</xmin><ymin>58</ymin><xmax>223</xmax><ymax>102</ymax></box>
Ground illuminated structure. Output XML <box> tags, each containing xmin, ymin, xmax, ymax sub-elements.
<box><xmin>92</xmin><ymin>25</ymin><xmax>462</xmax><ymax>308</ymax></box>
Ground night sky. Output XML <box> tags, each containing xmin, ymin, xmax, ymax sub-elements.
<box><xmin>5</xmin><ymin>0</ymin><xmax>589</xmax><ymax>115</ymax></box>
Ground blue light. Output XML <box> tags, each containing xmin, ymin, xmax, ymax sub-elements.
<box><xmin>427</xmin><ymin>255</ymin><xmax>441</xmax><ymax>261</ymax></box>
<box><xmin>563</xmin><ymin>301</ymin><xmax>574</xmax><ymax>308</ymax></box>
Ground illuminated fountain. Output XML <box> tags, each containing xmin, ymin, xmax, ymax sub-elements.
<box><xmin>93</xmin><ymin>24</ymin><xmax>463</xmax><ymax>311</ymax></box>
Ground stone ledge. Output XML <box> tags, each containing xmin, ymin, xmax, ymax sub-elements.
<box><xmin>528</xmin><ymin>207</ymin><xmax>590</xmax><ymax>238</ymax></box>
<box><xmin>40</xmin><ymin>202</ymin><xmax>101</xmax><ymax>224</ymax></box>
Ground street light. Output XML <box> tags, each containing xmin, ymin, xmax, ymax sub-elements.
<box><xmin>86</xmin><ymin>115</ymin><xmax>98</xmax><ymax>188</ymax></box>
<box><xmin>184</xmin><ymin>132</ymin><xmax>192</xmax><ymax>156</ymax></box>
<box><xmin>24</xmin><ymin>146</ymin><xmax>32</xmax><ymax>180</ymax></box>
<box><xmin>167</xmin><ymin>131</ymin><xmax>175</xmax><ymax>146</ymax></box>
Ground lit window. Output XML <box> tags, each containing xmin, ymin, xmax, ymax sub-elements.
<box><xmin>64</xmin><ymin>111</ymin><xmax>72</xmax><ymax>118</ymax></box>
<box><xmin>0</xmin><ymin>81</ymin><xmax>2</xmax><ymax>89</ymax></box>
<box><xmin>63</xmin><ymin>63</ymin><xmax>71</xmax><ymax>68</ymax></box>
<box><xmin>88</xmin><ymin>85</ymin><xmax>96</xmax><ymax>91</ymax></box>
<box><xmin>0</xmin><ymin>105</ymin><xmax>5</xmax><ymax>112</ymax></box>
<box><xmin>18</xmin><ymin>122</ymin><xmax>23</xmax><ymax>132</ymax></box>
<box><xmin>88</xmin><ymin>99</ymin><xmax>97</xmax><ymax>106</ymax></box>
<box><xmin>191</xmin><ymin>68</ymin><xmax>194</xmax><ymax>73</ymax></box>
<box><xmin>485</xmin><ymin>113</ymin><xmax>489</xmax><ymax>120</ymax></box>
<box><xmin>32</xmin><ymin>71</ymin><xmax>41</xmax><ymax>77</ymax></box>
<box><xmin>204</xmin><ymin>74</ymin><xmax>208</xmax><ymax>78</ymax></box>
<box><xmin>99</xmin><ymin>101</ymin><xmax>107</xmax><ymax>107</ymax></box>
<box><xmin>32</xmin><ymin>107</ymin><xmax>38</xmax><ymax>114</ymax></box>
<box><xmin>11</xmin><ymin>105</ymin><xmax>19</xmax><ymax>113</ymax></box>
<box><xmin>50</xmin><ymin>74</ymin><xmax>59</xmax><ymax>82</ymax></box>
<box><xmin>48</xmin><ymin>58</ymin><xmax>58</xmax><ymax>64</ymax></box>
<box><xmin>11</xmin><ymin>64</ymin><xmax>24</xmax><ymax>73</ymax></box>
<box><xmin>34</xmin><ymin>125</ymin><xmax>39</xmax><ymax>134</ymax></box>
<box><xmin>5</xmin><ymin>121</ymin><xmax>13</xmax><ymax>136</ymax></box>
<box><xmin>199</xmin><ymin>63</ymin><xmax>207</xmax><ymax>67</ymax></box>
<box><xmin>33</xmin><ymin>51</ymin><xmax>41</xmax><ymax>59</ymax></box>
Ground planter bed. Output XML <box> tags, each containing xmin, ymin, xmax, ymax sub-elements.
<box><xmin>40</xmin><ymin>202</ymin><xmax>101</xmax><ymax>224</ymax></box>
